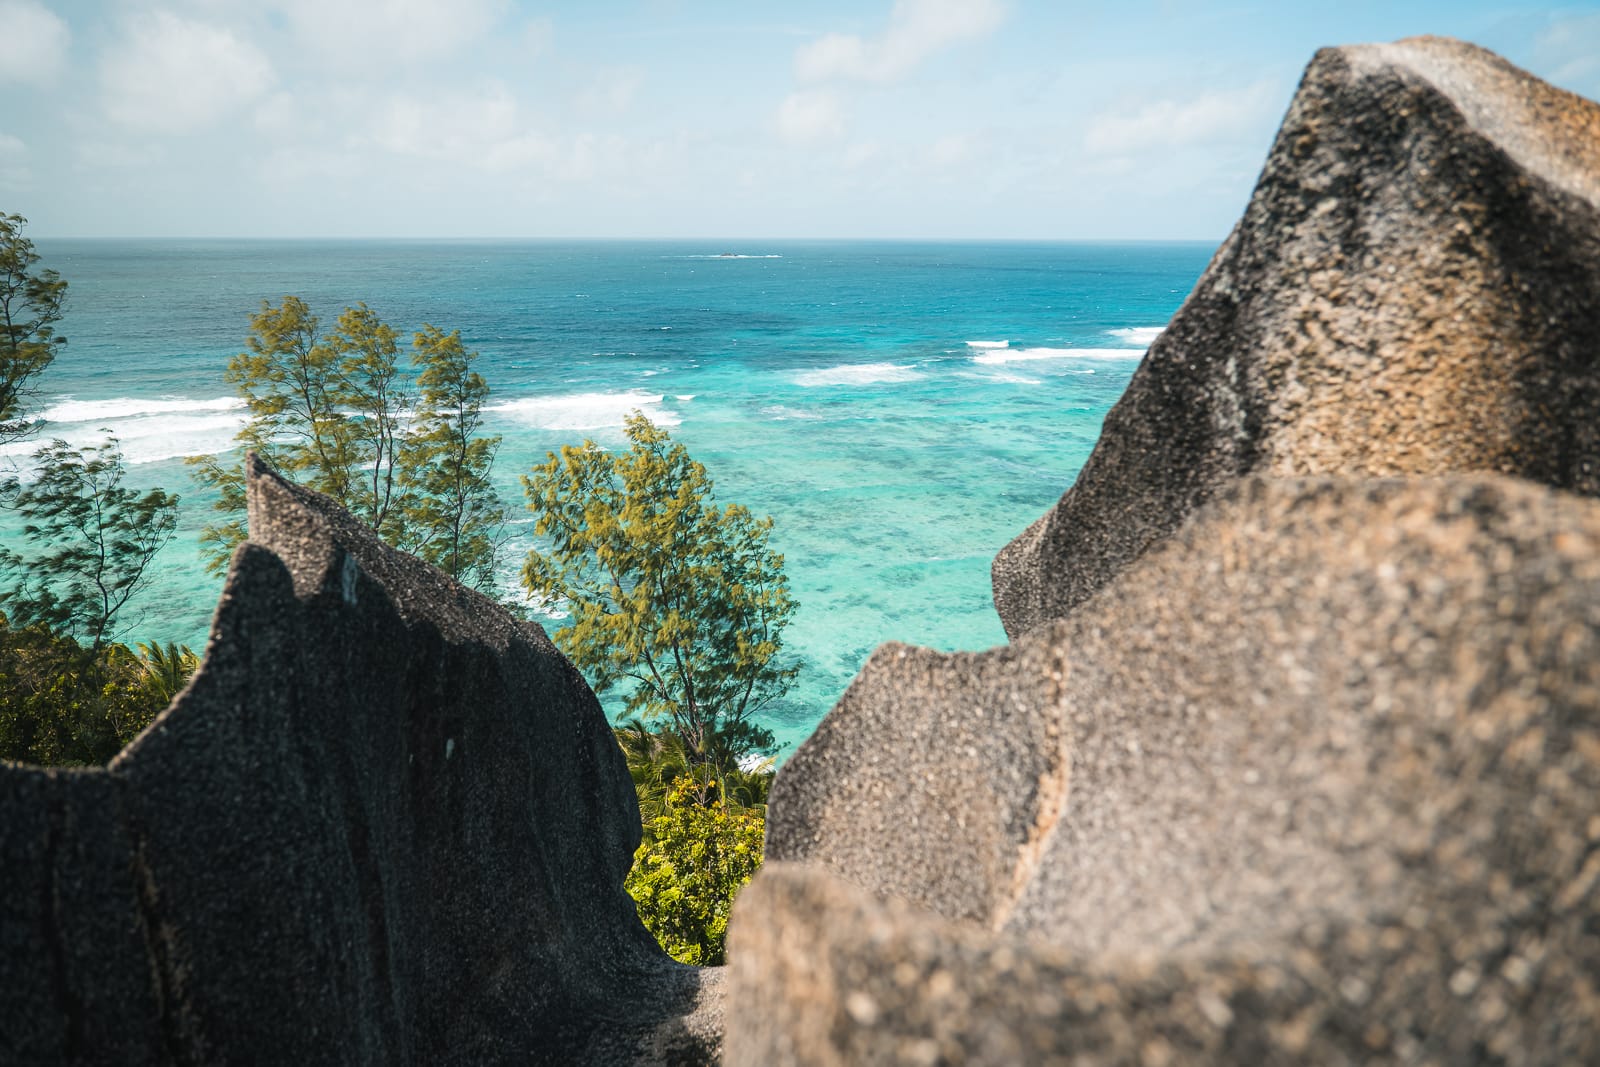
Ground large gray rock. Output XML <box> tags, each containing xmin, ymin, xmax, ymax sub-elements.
<box><xmin>0</xmin><ymin>455</ymin><xmax>719</xmax><ymax>1064</ymax></box>
<box><xmin>994</xmin><ymin>36</ymin><xmax>1600</xmax><ymax>637</ymax></box>
<box><xmin>734</xmin><ymin>475</ymin><xmax>1600</xmax><ymax>1063</ymax></box>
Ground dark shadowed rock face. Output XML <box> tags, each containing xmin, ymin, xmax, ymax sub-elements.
<box><xmin>735</xmin><ymin>475</ymin><xmax>1600</xmax><ymax>1064</ymax></box>
<box><xmin>994</xmin><ymin>36</ymin><xmax>1600</xmax><ymax>638</ymax></box>
<box><xmin>0</xmin><ymin>455</ymin><xmax>719</xmax><ymax>1065</ymax></box>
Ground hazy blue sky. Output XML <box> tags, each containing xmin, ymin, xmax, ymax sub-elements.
<box><xmin>3</xmin><ymin>1</ymin><xmax>1598</xmax><ymax>239</ymax></box>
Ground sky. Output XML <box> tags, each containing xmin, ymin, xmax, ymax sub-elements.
<box><xmin>2</xmin><ymin>0</ymin><xmax>1598</xmax><ymax>239</ymax></box>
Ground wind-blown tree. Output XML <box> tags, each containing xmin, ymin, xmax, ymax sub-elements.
<box><xmin>0</xmin><ymin>220</ymin><xmax>190</xmax><ymax>768</ymax></box>
<box><xmin>135</xmin><ymin>641</ymin><xmax>202</xmax><ymax>705</ymax></box>
<box><xmin>522</xmin><ymin>413</ymin><xmax>798</xmax><ymax>768</ymax></box>
<box><xmin>616</xmin><ymin>716</ymin><xmax>775</xmax><ymax>830</ymax></box>
<box><xmin>192</xmin><ymin>299</ymin><xmax>506</xmax><ymax>589</ymax></box>
<box><xmin>0</xmin><ymin>618</ymin><xmax>192</xmax><ymax>766</ymax></box>
<box><xmin>0</xmin><ymin>436</ymin><xmax>179</xmax><ymax>655</ymax></box>
<box><xmin>0</xmin><ymin>212</ymin><xmax>67</xmax><ymax>445</ymax></box>
<box><xmin>327</xmin><ymin>303</ymin><xmax>409</xmax><ymax>539</ymax></box>
<box><xmin>399</xmin><ymin>325</ymin><xmax>503</xmax><ymax>591</ymax></box>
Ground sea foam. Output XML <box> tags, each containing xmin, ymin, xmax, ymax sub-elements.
<box><xmin>793</xmin><ymin>362</ymin><xmax>921</xmax><ymax>387</ymax></box>
<box><xmin>0</xmin><ymin>395</ymin><xmax>251</xmax><ymax>465</ymax></box>
<box><xmin>487</xmin><ymin>389</ymin><xmax>680</xmax><ymax>430</ymax></box>
<box><xmin>37</xmin><ymin>396</ymin><xmax>247</xmax><ymax>423</ymax></box>
<box><xmin>1107</xmin><ymin>326</ymin><xmax>1165</xmax><ymax>347</ymax></box>
<box><xmin>971</xmin><ymin>347</ymin><xmax>1142</xmax><ymax>366</ymax></box>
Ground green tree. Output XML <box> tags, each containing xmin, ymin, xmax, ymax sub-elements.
<box><xmin>191</xmin><ymin>299</ymin><xmax>506</xmax><ymax>588</ymax></box>
<box><xmin>616</xmin><ymin>717</ymin><xmax>775</xmax><ymax>831</ymax></box>
<box><xmin>0</xmin><ymin>615</ymin><xmax>192</xmax><ymax>766</ymax></box>
<box><xmin>0</xmin><ymin>213</ymin><xmax>67</xmax><ymax>446</ymax></box>
<box><xmin>0</xmin><ymin>222</ymin><xmax>189</xmax><ymax>768</ymax></box>
<box><xmin>135</xmin><ymin>641</ymin><xmax>202</xmax><ymax>705</ymax></box>
<box><xmin>0</xmin><ymin>436</ymin><xmax>179</xmax><ymax>655</ymax></box>
<box><xmin>523</xmin><ymin>413</ymin><xmax>797</xmax><ymax>768</ymax></box>
<box><xmin>327</xmin><ymin>303</ymin><xmax>409</xmax><ymax>540</ymax></box>
<box><xmin>625</xmin><ymin>775</ymin><xmax>766</xmax><ymax>966</ymax></box>
<box><xmin>398</xmin><ymin>324</ymin><xmax>504</xmax><ymax>591</ymax></box>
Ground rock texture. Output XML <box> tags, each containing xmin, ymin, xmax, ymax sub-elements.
<box><xmin>736</xmin><ymin>476</ymin><xmax>1600</xmax><ymax>1064</ymax></box>
<box><xmin>0</xmin><ymin>455</ymin><xmax>718</xmax><ymax>1065</ymax></box>
<box><xmin>731</xmin><ymin>37</ymin><xmax>1600</xmax><ymax>1066</ymax></box>
<box><xmin>994</xmin><ymin>35</ymin><xmax>1600</xmax><ymax>637</ymax></box>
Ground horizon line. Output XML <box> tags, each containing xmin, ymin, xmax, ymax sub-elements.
<box><xmin>30</xmin><ymin>233</ymin><xmax>1225</xmax><ymax>245</ymax></box>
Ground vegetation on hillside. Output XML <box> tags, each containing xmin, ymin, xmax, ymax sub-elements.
<box><xmin>0</xmin><ymin>214</ymin><xmax>195</xmax><ymax>766</ymax></box>
<box><xmin>189</xmin><ymin>297</ymin><xmax>507</xmax><ymax>590</ymax></box>
<box><xmin>2</xmin><ymin>210</ymin><xmax>781</xmax><ymax>967</ymax></box>
<box><xmin>522</xmin><ymin>413</ymin><xmax>797</xmax><ymax>772</ymax></box>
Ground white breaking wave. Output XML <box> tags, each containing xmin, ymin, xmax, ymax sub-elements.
<box><xmin>0</xmin><ymin>395</ymin><xmax>251</xmax><ymax>465</ymax></box>
<box><xmin>37</xmin><ymin>395</ymin><xmax>247</xmax><ymax>423</ymax></box>
<box><xmin>487</xmin><ymin>389</ymin><xmax>681</xmax><ymax>430</ymax></box>
<box><xmin>965</xmin><ymin>340</ymin><xmax>1010</xmax><ymax>350</ymax></box>
<box><xmin>761</xmin><ymin>405</ymin><xmax>824</xmax><ymax>421</ymax></box>
<box><xmin>971</xmin><ymin>347</ymin><xmax>1142</xmax><ymax>366</ymax></box>
<box><xmin>793</xmin><ymin>362</ymin><xmax>921</xmax><ymax>387</ymax></box>
<box><xmin>1107</xmin><ymin>326</ymin><xmax>1165</xmax><ymax>347</ymax></box>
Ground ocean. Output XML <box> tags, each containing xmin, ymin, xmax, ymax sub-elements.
<box><xmin>5</xmin><ymin>239</ymin><xmax>1212</xmax><ymax>753</ymax></box>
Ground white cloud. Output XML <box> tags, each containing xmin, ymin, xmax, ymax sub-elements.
<box><xmin>368</xmin><ymin>86</ymin><xmax>520</xmax><ymax>160</ymax></box>
<box><xmin>358</xmin><ymin>85</ymin><xmax>617</xmax><ymax>181</ymax></box>
<box><xmin>1084</xmin><ymin>81</ymin><xmax>1282</xmax><ymax>157</ymax></box>
<box><xmin>795</xmin><ymin>0</ymin><xmax>1007</xmax><ymax>84</ymax></box>
<box><xmin>928</xmin><ymin>132</ymin><xmax>972</xmax><ymax>168</ymax></box>
<box><xmin>521</xmin><ymin>15</ymin><xmax>555</xmax><ymax>58</ymax></box>
<box><xmin>842</xmin><ymin>141</ymin><xmax>881</xmax><ymax>169</ymax></box>
<box><xmin>274</xmin><ymin>0</ymin><xmax>507</xmax><ymax>68</ymax></box>
<box><xmin>777</xmin><ymin>90</ymin><xmax>846</xmax><ymax>144</ymax></box>
<box><xmin>575</xmin><ymin>68</ymin><xmax>643</xmax><ymax>116</ymax></box>
<box><xmin>0</xmin><ymin>132</ymin><xmax>29</xmax><ymax>187</ymax></box>
<box><xmin>101</xmin><ymin>12</ymin><xmax>275</xmax><ymax>134</ymax></box>
<box><xmin>1535</xmin><ymin>13</ymin><xmax>1600</xmax><ymax>97</ymax></box>
<box><xmin>0</xmin><ymin>0</ymin><xmax>69</xmax><ymax>85</ymax></box>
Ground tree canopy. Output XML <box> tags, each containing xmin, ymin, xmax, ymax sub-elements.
<box><xmin>0</xmin><ymin>437</ymin><xmax>179</xmax><ymax>655</ymax></box>
<box><xmin>191</xmin><ymin>298</ymin><xmax>506</xmax><ymax>590</ymax></box>
<box><xmin>624</xmin><ymin>775</ymin><xmax>766</xmax><ymax>966</ymax></box>
<box><xmin>0</xmin><ymin>212</ymin><xmax>67</xmax><ymax>445</ymax></box>
<box><xmin>0</xmin><ymin>218</ymin><xmax>193</xmax><ymax>768</ymax></box>
<box><xmin>522</xmin><ymin>413</ymin><xmax>797</xmax><ymax>767</ymax></box>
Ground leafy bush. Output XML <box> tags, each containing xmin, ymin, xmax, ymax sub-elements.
<box><xmin>0</xmin><ymin>615</ymin><xmax>195</xmax><ymax>766</ymax></box>
<box><xmin>625</xmin><ymin>775</ymin><xmax>766</xmax><ymax>966</ymax></box>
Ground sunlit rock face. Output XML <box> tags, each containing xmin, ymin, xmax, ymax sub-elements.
<box><xmin>732</xmin><ymin>38</ymin><xmax>1600</xmax><ymax>1066</ymax></box>
<box><xmin>740</xmin><ymin>475</ymin><xmax>1600</xmax><ymax>1064</ymax></box>
<box><xmin>994</xmin><ymin>36</ymin><xmax>1600</xmax><ymax>638</ymax></box>
<box><xmin>0</xmin><ymin>455</ymin><xmax>720</xmax><ymax>1065</ymax></box>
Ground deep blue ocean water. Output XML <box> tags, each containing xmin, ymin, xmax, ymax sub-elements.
<box><xmin>5</xmin><ymin>239</ymin><xmax>1212</xmax><ymax>752</ymax></box>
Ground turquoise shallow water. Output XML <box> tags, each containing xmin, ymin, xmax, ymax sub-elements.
<box><xmin>6</xmin><ymin>239</ymin><xmax>1212</xmax><ymax>753</ymax></box>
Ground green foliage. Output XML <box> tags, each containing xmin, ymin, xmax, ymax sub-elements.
<box><xmin>190</xmin><ymin>299</ymin><xmax>506</xmax><ymax>590</ymax></box>
<box><xmin>0</xmin><ymin>225</ymin><xmax>190</xmax><ymax>769</ymax></box>
<box><xmin>398</xmin><ymin>325</ymin><xmax>504</xmax><ymax>590</ymax></box>
<box><xmin>0</xmin><ymin>436</ymin><xmax>179</xmax><ymax>654</ymax></box>
<box><xmin>134</xmin><ymin>641</ymin><xmax>202</xmax><ymax>706</ymax></box>
<box><xmin>0</xmin><ymin>212</ymin><xmax>67</xmax><ymax>445</ymax></box>
<box><xmin>0</xmin><ymin>615</ymin><xmax>195</xmax><ymax>766</ymax></box>
<box><xmin>625</xmin><ymin>775</ymin><xmax>766</xmax><ymax>966</ymax></box>
<box><xmin>523</xmin><ymin>414</ymin><xmax>798</xmax><ymax>765</ymax></box>
<box><xmin>616</xmin><ymin>717</ymin><xmax>774</xmax><ymax>831</ymax></box>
